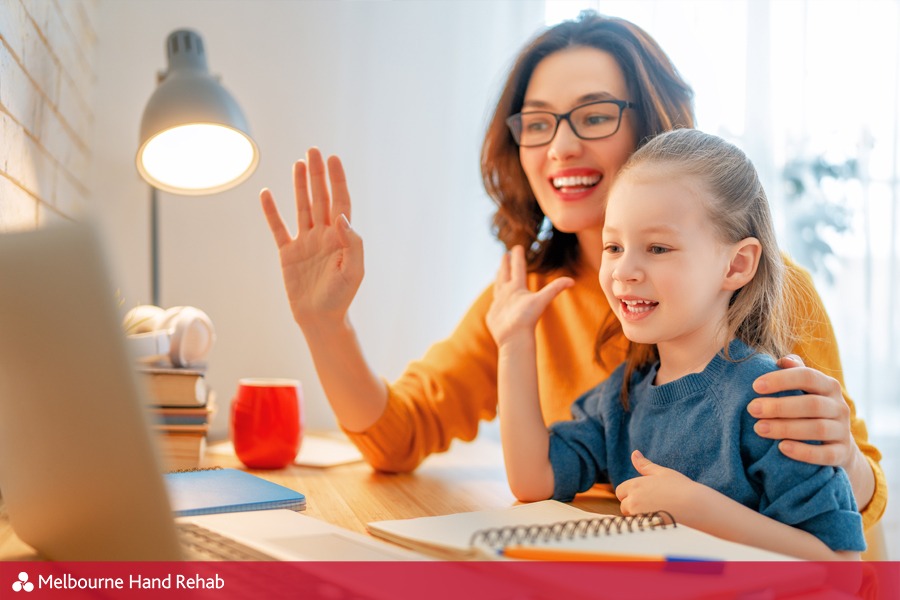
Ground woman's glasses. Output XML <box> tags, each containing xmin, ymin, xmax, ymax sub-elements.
<box><xmin>506</xmin><ymin>100</ymin><xmax>636</xmax><ymax>147</ymax></box>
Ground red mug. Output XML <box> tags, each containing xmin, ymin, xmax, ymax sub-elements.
<box><xmin>230</xmin><ymin>378</ymin><xmax>303</xmax><ymax>469</ymax></box>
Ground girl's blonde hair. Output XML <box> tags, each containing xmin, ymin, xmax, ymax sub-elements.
<box><xmin>595</xmin><ymin>128</ymin><xmax>797</xmax><ymax>407</ymax></box>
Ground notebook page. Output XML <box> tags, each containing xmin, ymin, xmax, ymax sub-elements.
<box><xmin>367</xmin><ymin>500</ymin><xmax>588</xmax><ymax>557</ymax></box>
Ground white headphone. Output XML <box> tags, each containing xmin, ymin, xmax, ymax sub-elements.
<box><xmin>124</xmin><ymin>305</ymin><xmax>215</xmax><ymax>368</ymax></box>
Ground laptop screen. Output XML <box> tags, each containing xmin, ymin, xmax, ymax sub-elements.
<box><xmin>0</xmin><ymin>223</ymin><xmax>182</xmax><ymax>559</ymax></box>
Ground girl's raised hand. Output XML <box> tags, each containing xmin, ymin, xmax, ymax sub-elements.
<box><xmin>260</xmin><ymin>148</ymin><xmax>364</xmax><ymax>327</ymax></box>
<box><xmin>485</xmin><ymin>245</ymin><xmax>573</xmax><ymax>348</ymax></box>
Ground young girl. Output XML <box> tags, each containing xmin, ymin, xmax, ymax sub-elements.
<box><xmin>486</xmin><ymin>128</ymin><xmax>865</xmax><ymax>560</ymax></box>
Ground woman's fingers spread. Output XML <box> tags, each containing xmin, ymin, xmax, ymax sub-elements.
<box><xmin>335</xmin><ymin>213</ymin><xmax>359</xmax><ymax>250</ymax></box>
<box><xmin>260</xmin><ymin>188</ymin><xmax>292</xmax><ymax>248</ymax></box>
<box><xmin>306</xmin><ymin>147</ymin><xmax>332</xmax><ymax>225</ymax></box>
<box><xmin>292</xmin><ymin>159</ymin><xmax>313</xmax><ymax>232</ymax></box>
<box><xmin>328</xmin><ymin>155</ymin><xmax>352</xmax><ymax>224</ymax></box>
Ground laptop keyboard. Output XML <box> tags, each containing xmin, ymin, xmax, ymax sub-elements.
<box><xmin>177</xmin><ymin>522</ymin><xmax>275</xmax><ymax>561</ymax></box>
<box><xmin>176</xmin><ymin>523</ymin><xmax>367</xmax><ymax>599</ymax></box>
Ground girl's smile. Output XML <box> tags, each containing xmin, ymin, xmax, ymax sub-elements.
<box><xmin>617</xmin><ymin>297</ymin><xmax>659</xmax><ymax>321</ymax></box>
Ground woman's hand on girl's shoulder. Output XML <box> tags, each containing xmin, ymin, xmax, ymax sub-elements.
<box><xmin>748</xmin><ymin>355</ymin><xmax>854</xmax><ymax>469</ymax></box>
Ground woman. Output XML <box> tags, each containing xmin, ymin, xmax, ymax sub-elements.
<box><xmin>259</xmin><ymin>12</ymin><xmax>885</xmax><ymax>528</ymax></box>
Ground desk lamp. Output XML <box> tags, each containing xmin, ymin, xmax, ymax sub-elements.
<box><xmin>136</xmin><ymin>28</ymin><xmax>259</xmax><ymax>305</ymax></box>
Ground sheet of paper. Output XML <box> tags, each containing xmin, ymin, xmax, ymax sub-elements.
<box><xmin>294</xmin><ymin>435</ymin><xmax>364</xmax><ymax>467</ymax></box>
<box><xmin>207</xmin><ymin>434</ymin><xmax>364</xmax><ymax>468</ymax></box>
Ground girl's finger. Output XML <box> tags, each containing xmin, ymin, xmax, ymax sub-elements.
<box><xmin>509</xmin><ymin>245</ymin><xmax>527</xmax><ymax>287</ymax></box>
<box><xmin>496</xmin><ymin>251</ymin><xmax>511</xmax><ymax>285</ymax></box>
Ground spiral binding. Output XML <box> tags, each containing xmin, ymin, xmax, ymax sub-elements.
<box><xmin>468</xmin><ymin>510</ymin><xmax>676</xmax><ymax>549</ymax></box>
<box><xmin>167</xmin><ymin>466</ymin><xmax>223</xmax><ymax>474</ymax></box>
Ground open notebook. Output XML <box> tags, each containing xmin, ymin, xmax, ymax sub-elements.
<box><xmin>367</xmin><ymin>501</ymin><xmax>835</xmax><ymax>598</ymax></box>
<box><xmin>367</xmin><ymin>500</ymin><xmax>797</xmax><ymax>561</ymax></box>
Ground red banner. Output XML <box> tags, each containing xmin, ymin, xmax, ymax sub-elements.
<box><xmin>1</xmin><ymin>561</ymin><xmax>897</xmax><ymax>599</ymax></box>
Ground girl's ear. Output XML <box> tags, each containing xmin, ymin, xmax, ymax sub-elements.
<box><xmin>723</xmin><ymin>237</ymin><xmax>762</xmax><ymax>291</ymax></box>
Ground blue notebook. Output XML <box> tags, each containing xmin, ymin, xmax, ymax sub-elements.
<box><xmin>165</xmin><ymin>468</ymin><xmax>306</xmax><ymax>517</ymax></box>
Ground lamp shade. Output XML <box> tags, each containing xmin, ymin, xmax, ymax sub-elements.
<box><xmin>136</xmin><ymin>29</ymin><xmax>259</xmax><ymax>195</ymax></box>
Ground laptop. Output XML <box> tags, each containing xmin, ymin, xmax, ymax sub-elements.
<box><xmin>0</xmin><ymin>223</ymin><xmax>421</xmax><ymax>561</ymax></box>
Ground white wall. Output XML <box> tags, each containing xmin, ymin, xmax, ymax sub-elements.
<box><xmin>89</xmin><ymin>0</ymin><xmax>546</xmax><ymax>438</ymax></box>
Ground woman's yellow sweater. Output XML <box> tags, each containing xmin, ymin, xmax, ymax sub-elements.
<box><xmin>343</xmin><ymin>255</ymin><xmax>886</xmax><ymax>529</ymax></box>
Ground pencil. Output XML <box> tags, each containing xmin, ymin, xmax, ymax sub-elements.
<box><xmin>499</xmin><ymin>546</ymin><xmax>716</xmax><ymax>563</ymax></box>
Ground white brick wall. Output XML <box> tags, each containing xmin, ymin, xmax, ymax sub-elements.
<box><xmin>0</xmin><ymin>0</ymin><xmax>98</xmax><ymax>232</ymax></box>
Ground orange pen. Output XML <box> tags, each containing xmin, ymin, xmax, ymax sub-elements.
<box><xmin>500</xmin><ymin>546</ymin><xmax>719</xmax><ymax>564</ymax></box>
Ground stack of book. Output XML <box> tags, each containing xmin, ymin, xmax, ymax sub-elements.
<box><xmin>139</xmin><ymin>367</ymin><xmax>214</xmax><ymax>471</ymax></box>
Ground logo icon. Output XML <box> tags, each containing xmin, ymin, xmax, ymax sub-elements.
<box><xmin>12</xmin><ymin>572</ymin><xmax>34</xmax><ymax>592</ymax></box>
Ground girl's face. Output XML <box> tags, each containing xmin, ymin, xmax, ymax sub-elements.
<box><xmin>518</xmin><ymin>47</ymin><xmax>638</xmax><ymax>243</ymax></box>
<box><xmin>599</xmin><ymin>169</ymin><xmax>736</xmax><ymax>363</ymax></box>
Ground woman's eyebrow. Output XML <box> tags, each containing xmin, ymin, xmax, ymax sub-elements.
<box><xmin>522</xmin><ymin>91</ymin><xmax>620</xmax><ymax>110</ymax></box>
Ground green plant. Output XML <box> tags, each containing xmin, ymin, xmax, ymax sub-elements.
<box><xmin>781</xmin><ymin>154</ymin><xmax>856</xmax><ymax>284</ymax></box>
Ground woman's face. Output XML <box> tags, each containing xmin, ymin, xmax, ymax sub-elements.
<box><xmin>518</xmin><ymin>46</ymin><xmax>638</xmax><ymax>238</ymax></box>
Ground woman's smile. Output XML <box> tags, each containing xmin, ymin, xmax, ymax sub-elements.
<box><xmin>549</xmin><ymin>167</ymin><xmax>603</xmax><ymax>200</ymax></box>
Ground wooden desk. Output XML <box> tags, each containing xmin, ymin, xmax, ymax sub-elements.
<box><xmin>0</xmin><ymin>436</ymin><xmax>621</xmax><ymax>560</ymax></box>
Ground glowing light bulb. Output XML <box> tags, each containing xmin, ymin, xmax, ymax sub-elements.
<box><xmin>138</xmin><ymin>123</ymin><xmax>257</xmax><ymax>193</ymax></box>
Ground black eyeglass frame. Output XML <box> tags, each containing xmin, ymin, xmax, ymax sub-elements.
<box><xmin>506</xmin><ymin>100</ymin><xmax>637</xmax><ymax>147</ymax></box>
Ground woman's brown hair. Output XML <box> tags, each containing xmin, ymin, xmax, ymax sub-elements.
<box><xmin>481</xmin><ymin>11</ymin><xmax>695</xmax><ymax>273</ymax></box>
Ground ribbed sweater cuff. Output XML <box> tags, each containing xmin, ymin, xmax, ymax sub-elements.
<box><xmin>339</xmin><ymin>381</ymin><xmax>422</xmax><ymax>473</ymax></box>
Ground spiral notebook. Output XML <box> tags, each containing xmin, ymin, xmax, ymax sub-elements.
<box><xmin>367</xmin><ymin>500</ymin><xmax>796</xmax><ymax>561</ymax></box>
<box><xmin>165</xmin><ymin>467</ymin><xmax>306</xmax><ymax>517</ymax></box>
